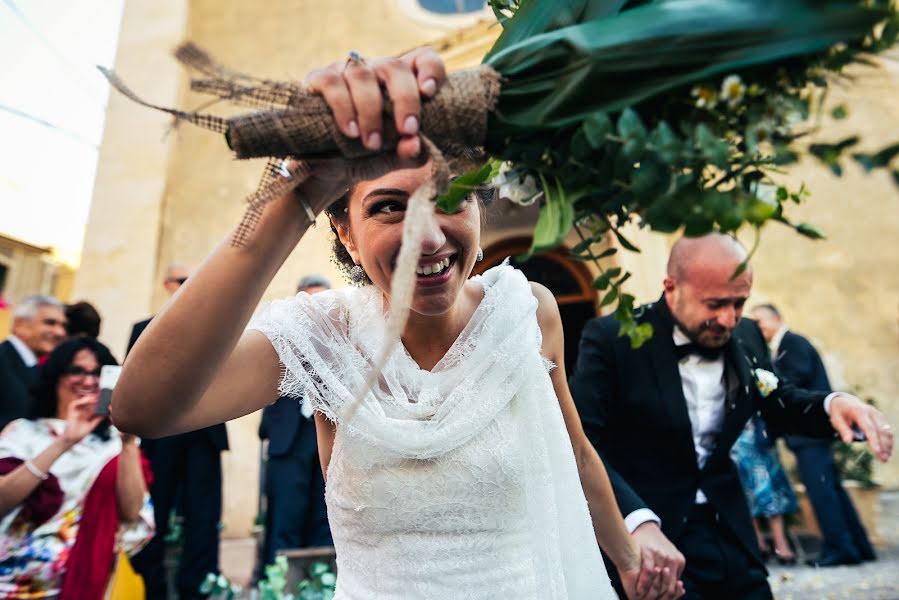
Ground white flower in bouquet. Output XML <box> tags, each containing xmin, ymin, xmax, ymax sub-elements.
<box><xmin>691</xmin><ymin>84</ymin><xmax>718</xmax><ymax>108</ymax></box>
<box><xmin>496</xmin><ymin>169</ymin><xmax>543</xmax><ymax>206</ymax></box>
<box><xmin>721</xmin><ymin>74</ymin><xmax>746</xmax><ymax>107</ymax></box>
<box><xmin>754</xmin><ymin>368</ymin><xmax>779</xmax><ymax>398</ymax></box>
<box><xmin>490</xmin><ymin>161</ymin><xmax>512</xmax><ymax>186</ymax></box>
<box><xmin>745</xmin><ymin>119</ymin><xmax>774</xmax><ymax>153</ymax></box>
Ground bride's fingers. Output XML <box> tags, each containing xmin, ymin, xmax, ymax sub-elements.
<box><xmin>396</xmin><ymin>135</ymin><xmax>421</xmax><ymax>158</ymax></box>
<box><xmin>398</xmin><ymin>46</ymin><xmax>446</xmax><ymax>97</ymax></box>
<box><xmin>305</xmin><ymin>67</ymin><xmax>360</xmax><ymax>140</ymax></box>
<box><xmin>343</xmin><ymin>60</ymin><xmax>383</xmax><ymax>150</ymax></box>
<box><xmin>373</xmin><ymin>58</ymin><xmax>421</xmax><ymax>138</ymax></box>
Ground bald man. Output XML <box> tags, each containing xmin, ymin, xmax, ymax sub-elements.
<box><xmin>570</xmin><ymin>234</ymin><xmax>893</xmax><ymax>600</ymax></box>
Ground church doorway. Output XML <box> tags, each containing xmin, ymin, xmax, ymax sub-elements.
<box><xmin>474</xmin><ymin>237</ymin><xmax>599</xmax><ymax>375</ymax></box>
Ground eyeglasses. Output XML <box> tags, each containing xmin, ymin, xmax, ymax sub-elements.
<box><xmin>165</xmin><ymin>277</ymin><xmax>188</xmax><ymax>286</ymax></box>
<box><xmin>63</xmin><ymin>366</ymin><xmax>102</xmax><ymax>378</ymax></box>
<box><xmin>41</xmin><ymin>318</ymin><xmax>67</xmax><ymax>328</ymax></box>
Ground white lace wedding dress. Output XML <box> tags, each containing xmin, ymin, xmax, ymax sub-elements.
<box><xmin>249</xmin><ymin>263</ymin><xmax>616</xmax><ymax>599</ymax></box>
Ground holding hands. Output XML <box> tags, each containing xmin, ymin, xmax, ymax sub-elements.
<box><xmin>624</xmin><ymin>522</ymin><xmax>686</xmax><ymax>600</ymax></box>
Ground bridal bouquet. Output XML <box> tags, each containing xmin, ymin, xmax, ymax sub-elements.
<box><xmin>102</xmin><ymin>0</ymin><xmax>898</xmax><ymax>348</ymax></box>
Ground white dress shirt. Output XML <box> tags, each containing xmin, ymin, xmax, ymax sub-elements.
<box><xmin>768</xmin><ymin>324</ymin><xmax>789</xmax><ymax>360</ymax></box>
<box><xmin>623</xmin><ymin>327</ymin><xmax>726</xmax><ymax>532</ymax></box>
<box><xmin>625</xmin><ymin>324</ymin><xmax>842</xmax><ymax>533</ymax></box>
<box><xmin>7</xmin><ymin>335</ymin><xmax>38</xmax><ymax>368</ymax></box>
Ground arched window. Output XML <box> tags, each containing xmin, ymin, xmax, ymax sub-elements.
<box><xmin>418</xmin><ymin>0</ymin><xmax>486</xmax><ymax>14</ymax></box>
<box><xmin>398</xmin><ymin>0</ymin><xmax>492</xmax><ymax>29</ymax></box>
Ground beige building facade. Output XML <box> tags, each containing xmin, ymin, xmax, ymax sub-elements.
<box><xmin>77</xmin><ymin>0</ymin><xmax>899</xmax><ymax>537</ymax></box>
<box><xmin>0</xmin><ymin>233</ymin><xmax>75</xmax><ymax>335</ymax></box>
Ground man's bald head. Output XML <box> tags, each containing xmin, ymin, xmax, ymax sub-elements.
<box><xmin>663</xmin><ymin>234</ymin><xmax>754</xmax><ymax>348</ymax></box>
<box><xmin>667</xmin><ymin>234</ymin><xmax>750</xmax><ymax>282</ymax></box>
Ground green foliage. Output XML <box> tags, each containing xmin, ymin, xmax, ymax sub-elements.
<box><xmin>486</xmin><ymin>0</ymin><xmax>898</xmax><ymax>346</ymax></box>
<box><xmin>296</xmin><ymin>561</ymin><xmax>337</xmax><ymax>600</ymax></box>
<box><xmin>435</xmin><ymin>162</ymin><xmax>497</xmax><ymax>213</ymax></box>
<box><xmin>200</xmin><ymin>556</ymin><xmax>336</xmax><ymax>600</ymax></box>
<box><xmin>832</xmin><ymin>395</ymin><xmax>879</xmax><ymax>489</ymax></box>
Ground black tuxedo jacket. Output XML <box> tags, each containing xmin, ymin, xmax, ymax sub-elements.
<box><xmin>775</xmin><ymin>330</ymin><xmax>832</xmax><ymax>393</ymax></box>
<box><xmin>0</xmin><ymin>339</ymin><xmax>37</xmax><ymax>431</ymax></box>
<box><xmin>775</xmin><ymin>330</ymin><xmax>833</xmax><ymax>449</ymax></box>
<box><xmin>569</xmin><ymin>296</ymin><xmax>835</xmax><ymax>560</ymax></box>
<box><xmin>258</xmin><ymin>395</ymin><xmax>317</xmax><ymax>458</ymax></box>
<box><xmin>128</xmin><ymin>318</ymin><xmax>229</xmax><ymax>451</ymax></box>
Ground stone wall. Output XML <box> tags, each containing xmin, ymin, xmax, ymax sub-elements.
<box><xmin>742</xmin><ymin>53</ymin><xmax>899</xmax><ymax>487</ymax></box>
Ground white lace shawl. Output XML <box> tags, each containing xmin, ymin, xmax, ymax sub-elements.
<box><xmin>249</xmin><ymin>263</ymin><xmax>613</xmax><ymax>598</ymax></box>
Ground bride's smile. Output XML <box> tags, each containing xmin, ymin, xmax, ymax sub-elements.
<box><xmin>330</xmin><ymin>161</ymin><xmax>483</xmax><ymax>319</ymax></box>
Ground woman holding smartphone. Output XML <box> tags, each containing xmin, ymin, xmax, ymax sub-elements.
<box><xmin>0</xmin><ymin>337</ymin><xmax>154</xmax><ymax>600</ymax></box>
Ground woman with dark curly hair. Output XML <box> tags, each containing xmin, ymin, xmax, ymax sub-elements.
<box><xmin>0</xmin><ymin>337</ymin><xmax>154</xmax><ymax>599</ymax></box>
<box><xmin>111</xmin><ymin>49</ymin><xmax>664</xmax><ymax>600</ymax></box>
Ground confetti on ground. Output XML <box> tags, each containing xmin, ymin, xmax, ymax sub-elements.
<box><xmin>767</xmin><ymin>491</ymin><xmax>899</xmax><ymax>599</ymax></box>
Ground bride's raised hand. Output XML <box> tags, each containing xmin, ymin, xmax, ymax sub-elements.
<box><xmin>296</xmin><ymin>47</ymin><xmax>446</xmax><ymax>213</ymax></box>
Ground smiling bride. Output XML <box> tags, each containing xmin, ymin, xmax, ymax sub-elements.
<box><xmin>113</xmin><ymin>48</ymin><xmax>681</xmax><ymax>600</ymax></box>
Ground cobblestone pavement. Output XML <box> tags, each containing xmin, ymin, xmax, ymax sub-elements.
<box><xmin>768</xmin><ymin>491</ymin><xmax>899</xmax><ymax>599</ymax></box>
<box><xmin>222</xmin><ymin>493</ymin><xmax>899</xmax><ymax>597</ymax></box>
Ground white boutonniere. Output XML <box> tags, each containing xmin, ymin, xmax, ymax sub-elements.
<box><xmin>754</xmin><ymin>368</ymin><xmax>779</xmax><ymax>398</ymax></box>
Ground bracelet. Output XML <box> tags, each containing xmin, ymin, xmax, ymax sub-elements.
<box><xmin>298</xmin><ymin>193</ymin><xmax>317</xmax><ymax>225</ymax></box>
<box><xmin>277</xmin><ymin>159</ymin><xmax>317</xmax><ymax>225</ymax></box>
<box><xmin>24</xmin><ymin>460</ymin><xmax>49</xmax><ymax>481</ymax></box>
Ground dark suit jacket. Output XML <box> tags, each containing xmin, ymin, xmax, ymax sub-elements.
<box><xmin>775</xmin><ymin>330</ymin><xmax>832</xmax><ymax>393</ymax></box>
<box><xmin>569</xmin><ymin>296</ymin><xmax>835</xmax><ymax>560</ymax></box>
<box><xmin>128</xmin><ymin>318</ymin><xmax>229</xmax><ymax>451</ymax></box>
<box><xmin>775</xmin><ymin>330</ymin><xmax>833</xmax><ymax>448</ymax></box>
<box><xmin>258</xmin><ymin>396</ymin><xmax>315</xmax><ymax>457</ymax></box>
<box><xmin>0</xmin><ymin>340</ymin><xmax>37</xmax><ymax>431</ymax></box>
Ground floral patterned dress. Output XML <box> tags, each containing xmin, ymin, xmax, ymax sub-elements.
<box><xmin>730</xmin><ymin>417</ymin><xmax>798</xmax><ymax>518</ymax></box>
<box><xmin>0</xmin><ymin>419</ymin><xmax>154</xmax><ymax>598</ymax></box>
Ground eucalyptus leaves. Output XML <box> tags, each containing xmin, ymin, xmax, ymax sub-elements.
<box><xmin>464</xmin><ymin>0</ymin><xmax>899</xmax><ymax>346</ymax></box>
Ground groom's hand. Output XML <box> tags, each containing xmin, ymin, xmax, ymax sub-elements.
<box><xmin>829</xmin><ymin>394</ymin><xmax>893</xmax><ymax>462</ymax></box>
<box><xmin>632</xmin><ymin>522</ymin><xmax>685</xmax><ymax>600</ymax></box>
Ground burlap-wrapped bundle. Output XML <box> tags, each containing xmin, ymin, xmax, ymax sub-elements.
<box><xmin>224</xmin><ymin>67</ymin><xmax>501</xmax><ymax>162</ymax></box>
<box><xmin>102</xmin><ymin>43</ymin><xmax>502</xmax><ymax>164</ymax></box>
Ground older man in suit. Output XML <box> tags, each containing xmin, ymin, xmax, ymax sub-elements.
<box><xmin>258</xmin><ymin>275</ymin><xmax>333</xmax><ymax>568</ymax></box>
<box><xmin>129</xmin><ymin>263</ymin><xmax>229</xmax><ymax>600</ymax></box>
<box><xmin>570</xmin><ymin>234</ymin><xmax>893</xmax><ymax>599</ymax></box>
<box><xmin>752</xmin><ymin>304</ymin><xmax>875</xmax><ymax>567</ymax></box>
<box><xmin>0</xmin><ymin>295</ymin><xmax>66</xmax><ymax>430</ymax></box>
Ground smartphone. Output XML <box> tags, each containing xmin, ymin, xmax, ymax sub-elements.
<box><xmin>96</xmin><ymin>365</ymin><xmax>122</xmax><ymax>416</ymax></box>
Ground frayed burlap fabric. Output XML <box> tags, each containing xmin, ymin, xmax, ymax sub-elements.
<box><xmin>100</xmin><ymin>43</ymin><xmax>501</xmax><ymax>245</ymax></box>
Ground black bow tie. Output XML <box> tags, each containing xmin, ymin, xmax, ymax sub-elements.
<box><xmin>675</xmin><ymin>343</ymin><xmax>723</xmax><ymax>362</ymax></box>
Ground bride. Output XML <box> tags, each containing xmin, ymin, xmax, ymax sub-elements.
<box><xmin>114</xmin><ymin>48</ymin><xmax>682</xmax><ymax>599</ymax></box>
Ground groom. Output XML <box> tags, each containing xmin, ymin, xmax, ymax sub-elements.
<box><xmin>570</xmin><ymin>234</ymin><xmax>893</xmax><ymax>599</ymax></box>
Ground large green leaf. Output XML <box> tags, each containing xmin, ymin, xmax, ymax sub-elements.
<box><xmin>485</xmin><ymin>0</ymin><xmax>888</xmax><ymax>143</ymax></box>
<box><xmin>435</xmin><ymin>163</ymin><xmax>494</xmax><ymax>213</ymax></box>
<box><xmin>527</xmin><ymin>177</ymin><xmax>575</xmax><ymax>256</ymax></box>
<box><xmin>486</xmin><ymin>0</ymin><xmax>633</xmax><ymax>61</ymax></box>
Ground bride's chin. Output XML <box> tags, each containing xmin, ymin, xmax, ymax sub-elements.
<box><xmin>410</xmin><ymin>297</ymin><xmax>456</xmax><ymax>317</ymax></box>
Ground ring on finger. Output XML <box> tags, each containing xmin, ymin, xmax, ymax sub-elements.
<box><xmin>345</xmin><ymin>50</ymin><xmax>366</xmax><ymax>68</ymax></box>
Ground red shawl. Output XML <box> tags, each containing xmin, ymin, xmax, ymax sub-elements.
<box><xmin>59</xmin><ymin>450</ymin><xmax>153</xmax><ymax>600</ymax></box>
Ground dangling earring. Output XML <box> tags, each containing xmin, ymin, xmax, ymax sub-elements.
<box><xmin>350</xmin><ymin>264</ymin><xmax>366</xmax><ymax>285</ymax></box>
<box><xmin>476</xmin><ymin>247</ymin><xmax>484</xmax><ymax>262</ymax></box>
